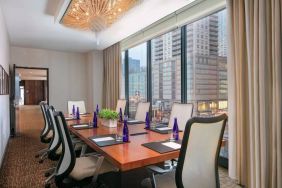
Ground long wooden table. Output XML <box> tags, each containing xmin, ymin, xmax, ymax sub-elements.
<box><xmin>67</xmin><ymin>115</ymin><xmax>183</xmax><ymax>172</ymax></box>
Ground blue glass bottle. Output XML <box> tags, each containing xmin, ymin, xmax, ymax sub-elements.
<box><xmin>76</xmin><ymin>107</ymin><xmax>80</xmax><ymax>120</ymax></box>
<box><xmin>173</xmin><ymin>118</ymin><xmax>179</xmax><ymax>141</ymax></box>
<box><xmin>72</xmin><ymin>105</ymin><xmax>76</xmax><ymax>118</ymax></box>
<box><xmin>93</xmin><ymin>111</ymin><xmax>98</xmax><ymax>128</ymax></box>
<box><xmin>96</xmin><ymin>104</ymin><xmax>99</xmax><ymax>115</ymax></box>
<box><xmin>123</xmin><ymin>118</ymin><xmax>129</xmax><ymax>142</ymax></box>
<box><xmin>119</xmin><ymin>108</ymin><xmax>123</xmax><ymax>122</ymax></box>
<box><xmin>145</xmin><ymin>112</ymin><xmax>150</xmax><ymax>129</ymax></box>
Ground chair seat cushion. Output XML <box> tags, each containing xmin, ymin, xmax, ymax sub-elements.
<box><xmin>155</xmin><ymin>170</ymin><xmax>176</xmax><ymax>188</ymax></box>
<box><xmin>55</xmin><ymin>145</ymin><xmax>62</xmax><ymax>155</ymax></box>
<box><xmin>46</xmin><ymin>130</ymin><xmax>53</xmax><ymax>139</ymax></box>
<box><xmin>69</xmin><ymin>156</ymin><xmax>117</xmax><ymax>181</ymax></box>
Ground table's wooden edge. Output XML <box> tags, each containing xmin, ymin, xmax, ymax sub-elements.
<box><xmin>69</xmin><ymin>126</ymin><xmax>181</xmax><ymax>171</ymax></box>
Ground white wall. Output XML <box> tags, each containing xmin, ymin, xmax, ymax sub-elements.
<box><xmin>0</xmin><ymin>7</ymin><xmax>10</xmax><ymax>166</ymax></box>
<box><xmin>86</xmin><ymin>50</ymin><xmax>103</xmax><ymax>112</ymax></box>
<box><xmin>10</xmin><ymin>46</ymin><xmax>88</xmax><ymax>112</ymax></box>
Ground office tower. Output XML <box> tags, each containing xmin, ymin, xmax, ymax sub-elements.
<box><xmin>151</xmin><ymin>11</ymin><xmax>227</xmax><ymax>116</ymax></box>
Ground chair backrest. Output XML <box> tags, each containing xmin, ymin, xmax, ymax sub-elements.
<box><xmin>40</xmin><ymin>103</ymin><xmax>51</xmax><ymax>139</ymax></box>
<box><xmin>67</xmin><ymin>101</ymin><xmax>86</xmax><ymax>114</ymax></box>
<box><xmin>115</xmin><ymin>99</ymin><xmax>127</xmax><ymax>113</ymax></box>
<box><xmin>54</xmin><ymin>111</ymin><xmax>76</xmax><ymax>183</ymax></box>
<box><xmin>135</xmin><ymin>102</ymin><xmax>150</xmax><ymax>121</ymax></box>
<box><xmin>168</xmin><ymin>103</ymin><xmax>193</xmax><ymax>130</ymax></box>
<box><xmin>175</xmin><ymin>114</ymin><xmax>227</xmax><ymax>188</ymax></box>
<box><xmin>46</xmin><ymin>106</ymin><xmax>61</xmax><ymax>155</ymax></box>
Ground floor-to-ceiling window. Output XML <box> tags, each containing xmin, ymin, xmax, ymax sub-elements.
<box><xmin>151</xmin><ymin>28</ymin><xmax>181</xmax><ymax>123</ymax></box>
<box><xmin>121</xmin><ymin>8</ymin><xmax>228</xmax><ymax>167</ymax></box>
<box><xmin>128</xmin><ymin>43</ymin><xmax>147</xmax><ymax>118</ymax></box>
<box><xmin>186</xmin><ymin>9</ymin><xmax>228</xmax><ymax>162</ymax></box>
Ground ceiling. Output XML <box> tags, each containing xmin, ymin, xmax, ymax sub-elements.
<box><xmin>16</xmin><ymin>68</ymin><xmax>47</xmax><ymax>80</ymax></box>
<box><xmin>0</xmin><ymin>0</ymin><xmax>195</xmax><ymax>53</ymax></box>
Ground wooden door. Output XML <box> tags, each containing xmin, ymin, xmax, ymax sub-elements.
<box><xmin>24</xmin><ymin>80</ymin><xmax>44</xmax><ymax>105</ymax></box>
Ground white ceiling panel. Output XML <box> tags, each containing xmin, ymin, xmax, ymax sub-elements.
<box><xmin>0</xmin><ymin>0</ymin><xmax>195</xmax><ymax>52</ymax></box>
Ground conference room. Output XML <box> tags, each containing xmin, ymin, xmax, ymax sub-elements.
<box><xmin>0</xmin><ymin>0</ymin><xmax>280</xmax><ymax>188</ymax></box>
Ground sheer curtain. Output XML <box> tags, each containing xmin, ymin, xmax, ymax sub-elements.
<box><xmin>227</xmin><ymin>0</ymin><xmax>282</xmax><ymax>188</ymax></box>
<box><xmin>103</xmin><ymin>43</ymin><xmax>121</xmax><ymax>109</ymax></box>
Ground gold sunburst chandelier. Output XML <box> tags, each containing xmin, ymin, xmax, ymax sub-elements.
<box><xmin>60</xmin><ymin>0</ymin><xmax>139</xmax><ymax>32</ymax></box>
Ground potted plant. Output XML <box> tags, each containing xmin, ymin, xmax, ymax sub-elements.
<box><xmin>98</xmin><ymin>109</ymin><xmax>119</xmax><ymax>128</ymax></box>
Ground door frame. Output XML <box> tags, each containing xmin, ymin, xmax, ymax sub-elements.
<box><xmin>15</xmin><ymin>66</ymin><xmax>49</xmax><ymax>105</ymax></box>
<box><xmin>10</xmin><ymin>65</ymin><xmax>49</xmax><ymax>136</ymax></box>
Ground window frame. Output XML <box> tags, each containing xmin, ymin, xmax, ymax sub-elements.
<box><xmin>122</xmin><ymin>8</ymin><xmax>228</xmax><ymax>167</ymax></box>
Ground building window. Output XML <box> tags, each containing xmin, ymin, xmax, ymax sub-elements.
<box><xmin>186</xmin><ymin>9</ymin><xmax>228</xmax><ymax>160</ymax></box>
<box><xmin>128</xmin><ymin>43</ymin><xmax>147</xmax><ymax>118</ymax></box>
<box><xmin>151</xmin><ymin>28</ymin><xmax>181</xmax><ymax>123</ymax></box>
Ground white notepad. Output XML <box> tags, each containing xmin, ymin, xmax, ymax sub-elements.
<box><xmin>162</xmin><ymin>142</ymin><xmax>181</xmax><ymax>149</ymax></box>
<box><xmin>73</xmin><ymin>124</ymin><xmax>89</xmax><ymax>128</ymax></box>
<box><xmin>65</xmin><ymin>117</ymin><xmax>74</xmax><ymax>120</ymax></box>
<box><xmin>156</xmin><ymin>127</ymin><xmax>172</xmax><ymax>131</ymax></box>
<box><xmin>92</xmin><ymin>137</ymin><xmax>115</xmax><ymax>142</ymax></box>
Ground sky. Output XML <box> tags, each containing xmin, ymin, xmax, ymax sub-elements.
<box><xmin>128</xmin><ymin>42</ymin><xmax>147</xmax><ymax>67</ymax></box>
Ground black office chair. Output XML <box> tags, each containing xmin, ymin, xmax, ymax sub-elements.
<box><xmin>40</xmin><ymin>102</ymin><xmax>53</xmax><ymax>143</ymax></box>
<box><xmin>148</xmin><ymin>114</ymin><xmax>228</xmax><ymax>188</ymax></box>
<box><xmin>53</xmin><ymin>111</ymin><xmax>118</xmax><ymax>188</ymax></box>
<box><xmin>46</xmin><ymin>106</ymin><xmax>61</xmax><ymax>161</ymax></box>
<box><xmin>35</xmin><ymin>102</ymin><xmax>53</xmax><ymax>158</ymax></box>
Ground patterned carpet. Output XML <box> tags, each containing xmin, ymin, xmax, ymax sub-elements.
<box><xmin>0</xmin><ymin>106</ymin><xmax>240</xmax><ymax>188</ymax></box>
<box><xmin>0</xmin><ymin>106</ymin><xmax>54</xmax><ymax>187</ymax></box>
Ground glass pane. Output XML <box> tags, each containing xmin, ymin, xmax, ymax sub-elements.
<box><xmin>151</xmin><ymin>28</ymin><xmax>181</xmax><ymax>123</ymax></box>
<box><xmin>128</xmin><ymin>43</ymin><xmax>147</xmax><ymax>118</ymax></box>
<box><xmin>120</xmin><ymin>51</ymin><xmax>125</xmax><ymax>99</ymax></box>
<box><xmin>186</xmin><ymin>9</ymin><xmax>228</xmax><ymax>159</ymax></box>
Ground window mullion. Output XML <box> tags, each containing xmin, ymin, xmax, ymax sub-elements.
<box><xmin>124</xmin><ymin>50</ymin><xmax>129</xmax><ymax>115</ymax></box>
<box><xmin>147</xmin><ymin>40</ymin><xmax>152</xmax><ymax>118</ymax></box>
<box><xmin>181</xmin><ymin>26</ymin><xmax>187</xmax><ymax>103</ymax></box>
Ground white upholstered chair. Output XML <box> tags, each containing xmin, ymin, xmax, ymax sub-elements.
<box><xmin>168</xmin><ymin>103</ymin><xmax>194</xmax><ymax>130</ymax></box>
<box><xmin>67</xmin><ymin>101</ymin><xmax>86</xmax><ymax>114</ymax></box>
<box><xmin>149</xmin><ymin>114</ymin><xmax>228</xmax><ymax>188</ymax></box>
<box><xmin>115</xmin><ymin>99</ymin><xmax>127</xmax><ymax>114</ymax></box>
<box><xmin>135</xmin><ymin>102</ymin><xmax>150</xmax><ymax>121</ymax></box>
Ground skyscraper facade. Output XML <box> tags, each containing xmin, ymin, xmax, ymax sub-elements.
<box><xmin>151</xmin><ymin>10</ymin><xmax>227</xmax><ymax>120</ymax></box>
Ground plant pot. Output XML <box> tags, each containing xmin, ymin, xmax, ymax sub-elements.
<box><xmin>101</xmin><ymin>119</ymin><xmax>117</xmax><ymax>128</ymax></box>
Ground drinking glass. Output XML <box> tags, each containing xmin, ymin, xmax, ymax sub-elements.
<box><xmin>169</xmin><ymin>131</ymin><xmax>175</xmax><ymax>142</ymax></box>
<box><xmin>115</xmin><ymin>133</ymin><xmax>123</xmax><ymax>142</ymax></box>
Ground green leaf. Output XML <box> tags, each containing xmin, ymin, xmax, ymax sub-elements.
<box><xmin>98</xmin><ymin>109</ymin><xmax>119</xmax><ymax>120</ymax></box>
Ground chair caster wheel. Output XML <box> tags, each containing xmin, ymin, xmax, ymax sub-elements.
<box><xmin>39</xmin><ymin>160</ymin><xmax>43</xmax><ymax>164</ymax></box>
<box><xmin>45</xmin><ymin>183</ymin><xmax>50</xmax><ymax>188</ymax></box>
<box><xmin>45</xmin><ymin>172</ymin><xmax>50</xmax><ymax>177</ymax></box>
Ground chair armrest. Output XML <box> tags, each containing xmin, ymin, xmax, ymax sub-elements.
<box><xmin>147</xmin><ymin>165</ymin><xmax>173</xmax><ymax>175</ymax></box>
